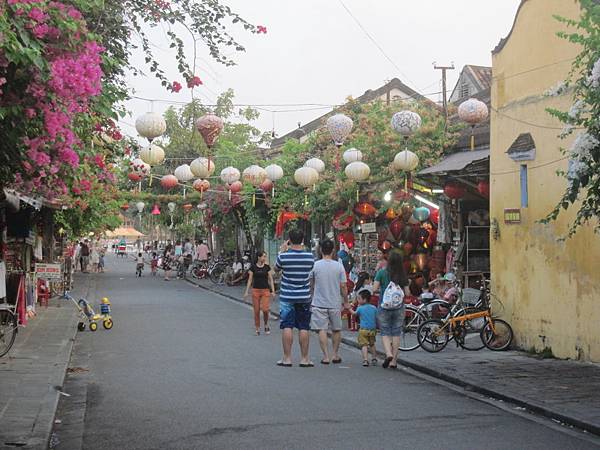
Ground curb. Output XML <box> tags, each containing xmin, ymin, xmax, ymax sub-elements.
<box><xmin>190</xmin><ymin>278</ymin><xmax>600</xmax><ymax>437</ymax></box>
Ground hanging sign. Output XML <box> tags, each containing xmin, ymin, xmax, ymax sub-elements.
<box><xmin>504</xmin><ymin>208</ymin><xmax>521</xmax><ymax>224</ymax></box>
<box><xmin>361</xmin><ymin>222</ymin><xmax>377</xmax><ymax>234</ymax></box>
<box><xmin>35</xmin><ymin>263</ymin><xmax>62</xmax><ymax>279</ymax></box>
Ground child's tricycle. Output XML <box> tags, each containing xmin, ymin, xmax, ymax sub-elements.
<box><xmin>64</xmin><ymin>292</ymin><xmax>113</xmax><ymax>331</ymax></box>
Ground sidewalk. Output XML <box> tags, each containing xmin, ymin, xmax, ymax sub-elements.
<box><xmin>189</xmin><ymin>277</ymin><xmax>600</xmax><ymax>436</ymax></box>
<box><xmin>0</xmin><ymin>274</ymin><xmax>92</xmax><ymax>449</ymax></box>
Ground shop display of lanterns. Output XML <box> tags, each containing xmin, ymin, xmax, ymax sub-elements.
<box><xmin>120</xmin><ymin>203</ymin><xmax>130</xmax><ymax>211</ymax></box>
<box><xmin>304</xmin><ymin>158</ymin><xmax>325</xmax><ymax>174</ymax></box>
<box><xmin>343</xmin><ymin>148</ymin><xmax>363</xmax><ymax>163</ymax></box>
<box><xmin>458</xmin><ymin>98</ymin><xmax>488</xmax><ymax>150</ymax></box>
<box><xmin>190</xmin><ymin>157</ymin><xmax>215</xmax><ymax>178</ymax></box>
<box><xmin>135</xmin><ymin>112</ymin><xmax>166</xmax><ymax>141</ymax></box>
<box><xmin>354</xmin><ymin>201</ymin><xmax>377</xmax><ymax>217</ymax></box>
<box><xmin>390</xmin><ymin>218</ymin><xmax>403</xmax><ymax>240</ymax></box>
<box><xmin>196</xmin><ymin>114</ymin><xmax>224</xmax><ymax>149</ymax></box>
<box><xmin>160</xmin><ymin>174</ymin><xmax>179</xmax><ymax>190</ymax></box>
<box><xmin>391</xmin><ymin>111</ymin><xmax>422</xmax><ymax>137</ymax></box>
<box><xmin>333</xmin><ymin>211</ymin><xmax>354</xmax><ymax>230</ymax></box>
<box><xmin>443</xmin><ymin>182</ymin><xmax>466</xmax><ymax>200</ymax></box>
<box><xmin>182</xmin><ymin>203</ymin><xmax>193</xmax><ymax>213</ymax></box>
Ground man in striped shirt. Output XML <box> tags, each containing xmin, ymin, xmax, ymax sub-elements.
<box><xmin>274</xmin><ymin>229</ymin><xmax>315</xmax><ymax>367</ymax></box>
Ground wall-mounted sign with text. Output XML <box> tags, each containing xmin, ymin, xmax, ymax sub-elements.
<box><xmin>35</xmin><ymin>263</ymin><xmax>62</xmax><ymax>280</ymax></box>
<box><xmin>361</xmin><ymin>222</ymin><xmax>377</xmax><ymax>234</ymax></box>
<box><xmin>504</xmin><ymin>208</ymin><xmax>521</xmax><ymax>224</ymax></box>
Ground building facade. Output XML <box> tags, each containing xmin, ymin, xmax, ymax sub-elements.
<box><xmin>490</xmin><ymin>0</ymin><xmax>600</xmax><ymax>361</ymax></box>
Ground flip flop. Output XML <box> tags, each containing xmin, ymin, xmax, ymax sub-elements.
<box><xmin>382</xmin><ymin>356</ymin><xmax>393</xmax><ymax>369</ymax></box>
<box><xmin>389</xmin><ymin>365</ymin><xmax>398</xmax><ymax>370</ymax></box>
<box><xmin>332</xmin><ymin>357</ymin><xmax>342</xmax><ymax>364</ymax></box>
<box><xmin>276</xmin><ymin>361</ymin><xmax>292</xmax><ymax>367</ymax></box>
<box><xmin>362</xmin><ymin>360</ymin><xmax>369</xmax><ymax>367</ymax></box>
<box><xmin>320</xmin><ymin>359</ymin><xmax>330</xmax><ymax>365</ymax></box>
<box><xmin>299</xmin><ymin>362</ymin><xmax>314</xmax><ymax>367</ymax></box>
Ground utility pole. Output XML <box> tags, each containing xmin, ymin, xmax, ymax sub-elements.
<box><xmin>434</xmin><ymin>62</ymin><xmax>455</xmax><ymax>130</ymax></box>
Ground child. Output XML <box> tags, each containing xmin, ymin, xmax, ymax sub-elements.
<box><xmin>351</xmin><ymin>290</ymin><xmax>378</xmax><ymax>367</ymax></box>
<box><xmin>136</xmin><ymin>252</ymin><xmax>144</xmax><ymax>277</ymax></box>
<box><xmin>150</xmin><ymin>252</ymin><xmax>158</xmax><ymax>276</ymax></box>
<box><xmin>98</xmin><ymin>250</ymin><xmax>105</xmax><ymax>273</ymax></box>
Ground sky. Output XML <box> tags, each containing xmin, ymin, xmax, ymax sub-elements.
<box><xmin>120</xmin><ymin>0</ymin><xmax>522</xmax><ymax>142</ymax></box>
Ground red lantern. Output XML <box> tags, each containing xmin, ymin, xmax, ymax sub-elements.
<box><xmin>151</xmin><ymin>204</ymin><xmax>161</xmax><ymax>215</ymax></box>
<box><xmin>228</xmin><ymin>180</ymin><xmax>243</xmax><ymax>193</ymax></box>
<box><xmin>260</xmin><ymin>179</ymin><xmax>273</xmax><ymax>192</ymax></box>
<box><xmin>193</xmin><ymin>179</ymin><xmax>210</xmax><ymax>193</ymax></box>
<box><xmin>333</xmin><ymin>211</ymin><xmax>354</xmax><ymax>230</ymax></box>
<box><xmin>380</xmin><ymin>240</ymin><xmax>392</xmax><ymax>251</ymax></box>
<box><xmin>120</xmin><ymin>204</ymin><xmax>130</xmax><ymax>211</ymax></box>
<box><xmin>354</xmin><ymin>201</ymin><xmax>377</xmax><ymax>217</ymax></box>
<box><xmin>389</xmin><ymin>218</ymin><xmax>403</xmax><ymax>240</ymax></box>
<box><xmin>477</xmin><ymin>180</ymin><xmax>490</xmax><ymax>198</ymax></box>
<box><xmin>385</xmin><ymin>208</ymin><xmax>397</xmax><ymax>220</ymax></box>
<box><xmin>403</xmin><ymin>242</ymin><xmax>413</xmax><ymax>255</ymax></box>
<box><xmin>443</xmin><ymin>182</ymin><xmax>466</xmax><ymax>200</ymax></box>
<box><xmin>161</xmin><ymin>175</ymin><xmax>179</xmax><ymax>190</ymax></box>
<box><xmin>430</xmin><ymin>209</ymin><xmax>439</xmax><ymax>225</ymax></box>
<box><xmin>183</xmin><ymin>203</ymin><xmax>193</xmax><ymax>213</ymax></box>
<box><xmin>338</xmin><ymin>230</ymin><xmax>355</xmax><ymax>248</ymax></box>
<box><xmin>128</xmin><ymin>172</ymin><xmax>141</xmax><ymax>182</ymax></box>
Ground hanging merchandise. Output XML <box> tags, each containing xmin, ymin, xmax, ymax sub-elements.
<box><xmin>160</xmin><ymin>174</ymin><xmax>179</xmax><ymax>190</ymax></box>
<box><xmin>196</xmin><ymin>114</ymin><xmax>224</xmax><ymax>168</ymax></box>
<box><xmin>304</xmin><ymin>158</ymin><xmax>325</xmax><ymax>174</ymax></box>
<box><xmin>354</xmin><ymin>201</ymin><xmax>377</xmax><ymax>218</ymax></box>
<box><xmin>220</xmin><ymin>166</ymin><xmax>241</xmax><ymax>184</ymax></box>
<box><xmin>294</xmin><ymin>167</ymin><xmax>319</xmax><ymax>206</ymax></box>
<box><xmin>345</xmin><ymin>161</ymin><xmax>370</xmax><ymax>201</ymax></box>
<box><xmin>135</xmin><ymin>112</ymin><xmax>167</xmax><ymax>142</ymax></box>
<box><xmin>443</xmin><ymin>182</ymin><xmax>466</xmax><ymax>200</ymax></box>
<box><xmin>326</xmin><ymin>113</ymin><xmax>353</xmax><ymax>170</ymax></box>
<box><xmin>182</xmin><ymin>203</ymin><xmax>193</xmax><ymax>213</ymax></box>
<box><xmin>343</xmin><ymin>148</ymin><xmax>363</xmax><ymax>163</ymax></box>
<box><xmin>0</xmin><ymin>260</ymin><xmax>6</xmax><ymax>299</ymax></box>
<box><xmin>128</xmin><ymin>172</ymin><xmax>142</xmax><ymax>182</ymax></box>
<box><xmin>260</xmin><ymin>178</ymin><xmax>273</xmax><ymax>193</ymax></box>
<box><xmin>337</xmin><ymin>230</ymin><xmax>355</xmax><ymax>249</ymax></box>
<box><xmin>385</xmin><ymin>208</ymin><xmax>397</xmax><ymax>220</ymax></box>
<box><xmin>120</xmin><ymin>203</ymin><xmax>130</xmax><ymax>211</ymax></box>
<box><xmin>437</xmin><ymin>199</ymin><xmax>452</xmax><ymax>244</ymax></box>
<box><xmin>174</xmin><ymin>164</ymin><xmax>194</xmax><ymax>198</ymax></box>
<box><xmin>413</xmin><ymin>207</ymin><xmax>431</xmax><ymax>222</ymax></box>
<box><xmin>190</xmin><ymin>157</ymin><xmax>215</xmax><ymax>179</ymax></box>
<box><xmin>458</xmin><ymin>98</ymin><xmax>489</xmax><ymax>150</ymax></box>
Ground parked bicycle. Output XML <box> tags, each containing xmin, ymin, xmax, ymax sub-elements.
<box><xmin>0</xmin><ymin>302</ymin><xmax>18</xmax><ymax>358</ymax></box>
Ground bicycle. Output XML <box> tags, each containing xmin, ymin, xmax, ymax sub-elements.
<box><xmin>0</xmin><ymin>302</ymin><xmax>18</xmax><ymax>357</ymax></box>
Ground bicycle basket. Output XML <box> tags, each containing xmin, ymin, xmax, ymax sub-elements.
<box><xmin>461</xmin><ymin>288</ymin><xmax>481</xmax><ymax>306</ymax></box>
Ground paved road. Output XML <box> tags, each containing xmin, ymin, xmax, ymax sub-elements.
<box><xmin>52</xmin><ymin>255</ymin><xmax>600</xmax><ymax>449</ymax></box>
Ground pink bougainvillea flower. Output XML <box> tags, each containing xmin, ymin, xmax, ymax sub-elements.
<box><xmin>172</xmin><ymin>81</ymin><xmax>182</xmax><ymax>93</ymax></box>
<box><xmin>32</xmin><ymin>23</ymin><xmax>49</xmax><ymax>38</ymax></box>
<box><xmin>79</xmin><ymin>179</ymin><xmax>92</xmax><ymax>192</ymax></box>
<box><xmin>257</xmin><ymin>25</ymin><xmax>267</xmax><ymax>34</ymax></box>
<box><xmin>111</xmin><ymin>130</ymin><xmax>122</xmax><ymax>141</ymax></box>
<box><xmin>187</xmin><ymin>76</ymin><xmax>203</xmax><ymax>88</ymax></box>
<box><xmin>28</xmin><ymin>7</ymin><xmax>48</xmax><ymax>22</ymax></box>
<box><xmin>25</xmin><ymin>108</ymin><xmax>36</xmax><ymax>118</ymax></box>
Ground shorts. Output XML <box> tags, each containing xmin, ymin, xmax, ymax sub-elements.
<box><xmin>279</xmin><ymin>301</ymin><xmax>311</xmax><ymax>330</ymax></box>
<box><xmin>310</xmin><ymin>306</ymin><xmax>342</xmax><ymax>331</ymax></box>
<box><xmin>358</xmin><ymin>329</ymin><xmax>377</xmax><ymax>347</ymax></box>
<box><xmin>377</xmin><ymin>307</ymin><xmax>405</xmax><ymax>337</ymax></box>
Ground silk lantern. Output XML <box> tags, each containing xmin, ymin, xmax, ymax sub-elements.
<box><xmin>130</xmin><ymin>158</ymin><xmax>150</xmax><ymax>177</ymax></box>
<box><xmin>160</xmin><ymin>174</ymin><xmax>178</xmax><ymax>190</ymax></box>
<box><xmin>333</xmin><ymin>211</ymin><xmax>354</xmax><ymax>230</ymax></box>
<box><xmin>345</xmin><ymin>161</ymin><xmax>370</xmax><ymax>201</ymax></box>
<box><xmin>414</xmin><ymin>253</ymin><xmax>428</xmax><ymax>272</ymax></box>
<box><xmin>304</xmin><ymin>158</ymin><xmax>325</xmax><ymax>174</ymax></box>
<box><xmin>326</xmin><ymin>113</ymin><xmax>353</xmax><ymax>169</ymax></box>
<box><xmin>139</xmin><ymin>144</ymin><xmax>165</xmax><ymax>166</ymax></box>
<box><xmin>385</xmin><ymin>208</ymin><xmax>397</xmax><ymax>220</ymax></box>
<box><xmin>477</xmin><ymin>180</ymin><xmax>490</xmax><ymax>198</ymax></box>
<box><xmin>135</xmin><ymin>201</ymin><xmax>145</xmax><ymax>214</ymax></box>
<box><xmin>354</xmin><ymin>201</ymin><xmax>377</xmax><ymax>217</ymax></box>
<box><xmin>151</xmin><ymin>204</ymin><xmax>161</xmax><ymax>215</ymax></box>
<box><xmin>391</xmin><ymin>111</ymin><xmax>422</xmax><ymax>137</ymax></box>
<box><xmin>338</xmin><ymin>230</ymin><xmax>355</xmax><ymax>249</ymax></box>
<box><xmin>260</xmin><ymin>179</ymin><xmax>273</xmax><ymax>193</ymax></box>
<box><xmin>390</xmin><ymin>218</ymin><xmax>403</xmax><ymax>240</ymax></box>
<box><xmin>265</xmin><ymin>163</ymin><xmax>284</xmax><ymax>196</ymax></box>
<box><xmin>343</xmin><ymin>148</ymin><xmax>363</xmax><ymax>163</ymax></box>
<box><xmin>193</xmin><ymin>179</ymin><xmax>210</xmax><ymax>200</ymax></box>
<box><xmin>174</xmin><ymin>164</ymin><xmax>194</xmax><ymax>198</ymax></box>
<box><xmin>135</xmin><ymin>112</ymin><xmax>166</xmax><ymax>141</ymax></box>
<box><xmin>195</xmin><ymin>114</ymin><xmax>224</xmax><ymax>149</ymax></box>
<box><xmin>413</xmin><ymin>206</ymin><xmax>430</xmax><ymax>222</ymax></box>
<box><xmin>294</xmin><ymin>166</ymin><xmax>319</xmax><ymax>206</ymax></box>
<box><xmin>182</xmin><ymin>203</ymin><xmax>193</xmax><ymax>213</ymax></box>
<box><xmin>220</xmin><ymin>166</ymin><xmax>241</xmax><ymax>195</ymax></box>
<box><xmin>128</xmin><ymin>172</ymin><xmax>142</xmax><ymax>182</ymax></box>
<box><xmin>458</xmin><ymin>98</ymin><xmax>489</xmax><ymax>150</ymax></box>
<box><xmin>444</xmin><ymin>182</ymin><xmax>466</xmax><ymax>200</ymax></box>
<box><xmin>120</xmin><ymin>203</ymin><xmax>130</xmax><ymax>211</ymax></box>
<box><xmin>167</xmin><ymin>201</ymin><xmax>176</xmax><ymax>228</ymax></box>
<box><xmin>392</xmin><ymin>150</ymin><xmax>419</xmax><ymax>191</ymax></box>
<box><xmin>190</xmin><ymin>157</ymin><xmax>215</xmax><ymax>178</ymax></box>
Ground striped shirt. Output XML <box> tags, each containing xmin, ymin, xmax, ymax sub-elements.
<box><xmin>276</xmin><ymin>249</ymin><xmax>315</xmax><ymax>303</ymax></box>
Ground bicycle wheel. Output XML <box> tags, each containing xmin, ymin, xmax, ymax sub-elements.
<box><xmin>481</xmin><ymin>318</ymin><xmax>513</xmax><ymax>351</ymax></box>
<box><xmin>399</xmin><ymin>307</ymin><xmax>427</xmax><ymax>351</ymax></box>
<box><xmin>417</xmin><ymin>319</ymin><xmax>450</xmax><ymax>353</ymax></box>
<box><xmin>454</xmin><ymin>307</ymin><xmax>486</xmax><ymax>351</ymax></box>
<box><xmin>0</xmin><ymin>310</ymin><xmax>18</xmax><ymax>357</ymax></box>
<box><xmin>209</xmin><ymin>263</ymin><xmax>226</xmax><ymax>285</ymax></box>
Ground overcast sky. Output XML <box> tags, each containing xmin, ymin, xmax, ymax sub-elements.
<box><xmin>121</xmin><ymin>0</ymin><xmax>522</xmax><ymax>142</ymax></box>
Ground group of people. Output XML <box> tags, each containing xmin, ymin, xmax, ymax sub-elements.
<box><xmin>154</xmin><ymin>239</ymin><xmax>210</xmax><ymax>281</ymax></box>
<box><xmin>242</xmin><ymin>228</ymin><xmax>411</xmax><ymax>369</ymax></box>
<box><xmin>72</xmin><ymin>239</ymin><xmax>105</xmax><ymax>273</ymax></box>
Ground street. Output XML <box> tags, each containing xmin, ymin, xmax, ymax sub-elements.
<box><xmin>51</xmin><ymin>255</ymin><xmax>600</xmax><ymax>450</ymax></box>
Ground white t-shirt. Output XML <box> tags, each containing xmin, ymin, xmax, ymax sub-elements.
<box><xmin>137</xmin><ymin>256</ymin><xmax>144</xmax><ymax>264</ymax></box>
<box><xmin>232</xmin><ymin>262</ymin><xmax>242</xmax><ymax>272</ymax></box>
<box><xmin>310</xmin><ymin>259</ymin><xmax>346</xmax><ymax>309</ymax></box>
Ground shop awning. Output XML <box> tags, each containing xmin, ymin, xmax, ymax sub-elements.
<box><xmin>105</xmin><ymin>227</ymin><xmax>145</xmax><ymax>238</ymax></box>
<box><xmin>418</xmin><ymin>149</ymin><xmax>489</xmax><ymax>175</ymax></box>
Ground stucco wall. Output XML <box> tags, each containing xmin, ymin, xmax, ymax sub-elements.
<box><xmin>491</xmin><ymin>0</ymin><xmax>600</xmax><ymax>361</ymax></box>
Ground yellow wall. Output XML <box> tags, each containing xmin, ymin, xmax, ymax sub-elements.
<box><xmin>491</xmin><ymin>0</ymin><xmax>600</xmax><ymax>361</ymax></box>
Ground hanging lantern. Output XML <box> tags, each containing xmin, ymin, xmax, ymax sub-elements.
<box><xmin>390</xmin><ymin>218</ymin><xmax>403</xmax><ymax>240</ymax></box>
<box><xmin>294</xmin><ymin>166</ymin><xmax>319</xmax><ymax>206</ymax></box>
<box><xmin>120</xmin><ymin>203</ymin><xmax>130</xmax><ymax>211</ymax></box>
<box><xmin>174</xmin><ymin>164</ymin><xmax>194</xmax><ymax>182</ymax></box>
<box><xmin>414</xmin><ymin>253</ymin><xmax>428</xmax><ymax>271</ymax></box>
<box><xmin>195</xmin><ymin>114</ymin><xmax>224</xmax><ymax>149</ymax></box>
<box><xmin>413</xmin><ymin>206</ymin><xmax>431</xmax><ymax>222</ymax></box>
<box><xmin>265</xmin><ymin>164</ymin><xmax>284</xmax><ymax>197</ymax></box>
<box><xmin>430</xmin><ymin>209</ymin><xmax>439</xmax><ymax>225</ymax></box>
<box><xmin>338</xmin><ymin>230</ymin><xmax>355</xmax><ymax>249</ymax></box>
<box><xmin>326</xmin><ymin>114</ymin><xmax>353</xmax><ymax>147</ymax></box>
<box><xmin>304</xmin><ymin>158</ymin><xmax>325</xmax><ymax>173</ymax></box>
<box><xmin>333</xmin><ymin>211</ymin><xmax>354</xmax><ymax>230</ymax></box>
<box><xmin>458</xmin><ymin>98</ymin><xmax>489</xmax><ymax>150</ymax></box>
<box><xmin>260</xmin><ymin>178</ymin><xmax>273</xmax><ymax>192</ymax></box>
<box><xmin>198</xmin><ymin>202</ymin><xmax>208</xmax><ymax>211</ymax></box>
<box><xmin>385</xmin><ymin>208</ymin><xmax>397</xmax><ymax>220</ymax></box>
<box><xmin>391</xmin><ymin>111</ymin><xmax>422</xmax><ymax>137</ymax></box>
<box><xmin>135</xmin><ymin>201</ymin><xmax>145</xmax><ymax>214</ymax></box>
<box><xmin>228</xmin><ymin>180</ymin><xmax>243</xmax><ymax>193</ymax></box>
<box><xmin>392</xmin><ymin>150</ymin><xmax>419</xmax><ymax>171</ymax></box>
<box><xmin>354</xmin><ymin>201</ymin><xmax>377</xmax><ymax>217</ymax></box>
<box><xmin>130</xmin><ymin>158</ymin><xmax>150</xmax><ymax>177</ymax></box>
<box><xmin>477</xmin><ymin>180</ymin><xmax>490</xmax><ymax>198</ymax></box>
<box><xmin>151</xmin><ymin>204</ymin><xmax>161</xmax><ymax>215</ymax></box>
<box><xmin>139</xmin><ymin>144</ymin><xmax>165</xmax><ymax>166</ymax></box>
<box><xmin>160</xmin><ymin>174</ymin><xmax>179</xmax><ymax>190</ymax></box>
<box><xmin>193</xmin><ymin>179</ymin><xmax>210</xmax><ymax>193</ymax></box>
<box><xmin>345</xmin><ymin>161</ymin><xmax>370</xmax><ymax>202</ymax></box>
<box><xmin>190</xmin><ymin>157</ymin><xmax>215</xmax><ymax>178</ymax></box>
<box><xmin>135</xmin><ymin>112</ymin><xmax>166</xmax><ymax>141</ymax></box>
<box><xmin>182</xmin><ymin>203</ymin><xmax>193</xmax><ymax>213</ymax></box>
<box><xmin>444</xmin><ymin>182</ymin><xmax>466</xmax><ymax>200</ymax></box>
<box><xmin>244</xmin><ymin>165</ymin><xmax>268</xmax><ymax>187</ymax></box>
<box><xmin>167</xmin><ymin>202</ymin><xmax>176</xmax><ymax>213</ymax></box>
<box><xmin>128</xmin><ymin>172</ymin><xmax>142</xmax><ymax>182</ymax></box>
<box><xmin>343</xmin><ymin>148</ymin><xmax>363</xmax><ymax>163</ymax></box>
<box><xmin>220</xmin><ymin>166</ymin><xmax>241</xmax><ymax>184</ymax></box>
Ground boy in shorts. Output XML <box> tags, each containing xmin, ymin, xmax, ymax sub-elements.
<box><xmin>351</xmin><ymin>290</ymin><xmax>378</xmax><ymax>367</ymax></box>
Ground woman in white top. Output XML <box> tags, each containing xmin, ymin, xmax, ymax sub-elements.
<box><xmin>90</xmin><ymin>246</ymin><xmax>100</xmax><ymax>273</ymax></box>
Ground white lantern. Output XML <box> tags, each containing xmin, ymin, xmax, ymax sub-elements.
<box><xmin>265</xmin><ymin>164</ymin><xmax>284</xmax><ymax>181</ymax></box>
<box><xmin>190</xmin><ymin>157</ymin><xmax>215</xmax><ymax>178</ymax></box>
<box><xmin>139</xmin><ymin>144</ymin><xmax>165</xmax><ymax>166</ymax></box>
<box><xmin>345</xmin><ymin>161</ymin><xmax>370</xmax><ymax>181</ymax></box>
<box><xmin>392</xmin><ymin>150</ymin><xmax>419</xmax><ymax>171</ymax></box>
<box><xmin>130</xmin><ymin>158</ymin><xmax>150</xmax><ymax>176</ymax></box>
<box><xmin>343</xmin><ymin>148</ymin><xmax>363</xmax><ymax>163</ymax></box>
<box><xmin>391</xmin><ymin>111</ymin><xmax>422</xmax><ymax>137</ymax></box>
<box><xmin>294</xmin><ymin>167</ymin><xmax>319</xmax><ymax>188</ymax></box>
<box><xmin>135</xmin><ymin>201</ymin><xmax>145</xmax><ymax>213</ymax></box>
<box><xmin>174</xmin><ymin>164</ymin><xmax>194</xmax><ymax>182</ymax></box>
<box><xmin>220</xmin><ymin>166</ymin><xmax>240</xmax><ymax>184</ymax></box>
<box><xmin>135</xmin><ymin>112</ymin><xmax>166</xmax><ymax>140</ymax></box>
<box><xmin>250</xmin><ymin>166</ymin><xmax>267</xmax><ymax>187</ymax></box>
<box><xmin>326</xmin><ymin>114</ymin><xmax>353</xmax><ymax>146</ymax></box>
<box><xmin>458</xmin><ymin>98</ymin><xmax>489</xmax><ymax>125</ymax></box>
<box><xmin>167</xmin><ymin>202</ymin><xmax>176</xmax><ymax>213</ymax></box>
<box><xmin>304</xmin><ymin>158</ymin><xmax>325</xmax><ymax>173</ymax></box>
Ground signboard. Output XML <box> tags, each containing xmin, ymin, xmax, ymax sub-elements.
<box><xmin>35</xmin><ymin>263</ymin><xmax>62</xmax><ymax>280</ymax></box>
<box><xmin>361</xmin><ymin>222</ymin><xmax>377</xmax><ymax>234</ymax></box>
<box><xmin>504</xmin><ymin>208</ymin><xmax>521</xmax><ymax>224</ymax></box>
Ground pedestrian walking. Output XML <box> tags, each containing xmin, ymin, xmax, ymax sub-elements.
<box><xmin>309</xmin><ymin>239</ymin><xmax>349</xmax><ymax>365</ymax></box>
<box><xmin>90</xmin><ymin>245</ymin><xmax>99</xmax><ymax>273</ymax></box>
<box><xmin>274</xmin><ymin>229</ymin><xmax>315</xmax><ymax>367</ymax></box>
<box><xmin>350</xmin><ymin>290</ymin><xmax>378</xmax><ymax>367</ymax></box>
<box><xmin>372</xmin><ymin>250</ymin><xmax>409</xmax><ymax>369</ymax></box>
<box><xmin>195</xmin><ymin>239</ymin><xmax>210</xmax><ymax>266</ymax></box>
<box><xmin>150</xmin><ymin>252</ymin><xmax>158</xmax><ymax>276</ymax></box>
<box><xmin>163</xmin><ymin>244</ymin><xmax>173</xmax><ymax>281</ymax></box>
<box><xmin>135</xmin><ymin>252</ymin><xmax>144</xmax><ymax>277</ymax></box>
<box><xmin>80</xmin><ymin>240</ymin><xmax>90</xmax><ymax>273</ymax></box>
<box><xmin>73</xmin><ymin>241</ymin><xmax>81</xmax><ymax>272</ymax></box>
<box><xmin>98</xmin><ymin>249</ymin><xmax>105</xmax><ymax>273</ymax></box>
<box><xmin>244</xmin><ymin>251</ymin><xmax>275</xmax><ymax>336</ymax></box>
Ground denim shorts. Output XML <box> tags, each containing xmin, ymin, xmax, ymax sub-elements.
<box><xmin>280</xmin><ymin>301</ymin><xmax>311</xmax><ymax>330</ymax></box>
<box><xmin>377</xmin><ymin>307</ymin><xmax>405</xmax><ymax>337</ymax></box>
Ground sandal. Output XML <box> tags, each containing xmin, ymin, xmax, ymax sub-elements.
<box><xmin>382</xmin><ymin>356</ymin><xmax>393</xmax><ymax>369</ymax></box>
<box><xmin>362</xmin><ymin>360</ymin><xmax>369</xmax><ymax>367</ymax></box>
<box><xmin>276</xmin><ymin>360</ymin><xmax>292</xmax><ymax>367</ymax></box>
<box><xmin>320</xmin><ymin>359</ymin><xmax>330</xmax><ymax>365</ymax></box>
<box><xmin>255</xmin><ymin>329</ymin><xmax>260</xmax><ymax>336</ymax></box>
<box><xmin>264</xmin><ymin>327</ymin><xmax>271</xmax><ymax>335</ymax></box>
<box><xmin>299</xmin><ymin>362</ymin><xmax>314</xmax><ymax>367</ymax></box>
<box><xmin>331</xmin><ymin>357</ymin><xmax>342</xmax><ymax>364</ymax></box>
<box><xmin>371</xmin><ymin>359</ymin><xmax>378</xmax><ymax>366</ymax></box>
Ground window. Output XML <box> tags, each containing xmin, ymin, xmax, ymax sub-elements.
<box><xmin>459</xmin><ymin>82</ymin><xmax>470</xmax><ymax>99</ymax></box>
<box><xmin>520</xmin><ymin>164</ymin><xmax>528</xmax><ymax>208</ymax></box>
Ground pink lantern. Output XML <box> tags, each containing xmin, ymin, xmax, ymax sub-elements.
<box><xmin>260</xmin><ymin>178</ymin><xmax>273</xmax><ymax>192</ymax></box>
<box><xmin>151</xmin><ymin>204</ymin><xmax>161</xmax><ymax>215</ymax></box>
<box><xmin>161</xmin><ymin>175</ymin><xmax>179</xmax><ymax>190</ymax></box>
<box><xmin>228</xmin><ymin>181</ymin><xmax>243</xmax><ymax>193</ymax></box>
<box><xmin>195</xmin><ymin>114</ymin><xmax>224</xmax><ymax>148</ymax></box>
<box><xmin>128</xmin><ymin>172</ymin><xmax>142</xmax><ymax>182</ymax></box>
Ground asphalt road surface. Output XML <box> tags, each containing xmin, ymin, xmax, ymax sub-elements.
<box><xmin>52</xmin><ymin>255</ymin><xmax>600</xmax><ymax>449</ymax></box>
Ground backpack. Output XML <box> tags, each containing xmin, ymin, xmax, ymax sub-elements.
<box><xmin>381</xmin><ymin>281</ymin><xmax>405</xmax><ymax>310</ymax></box>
